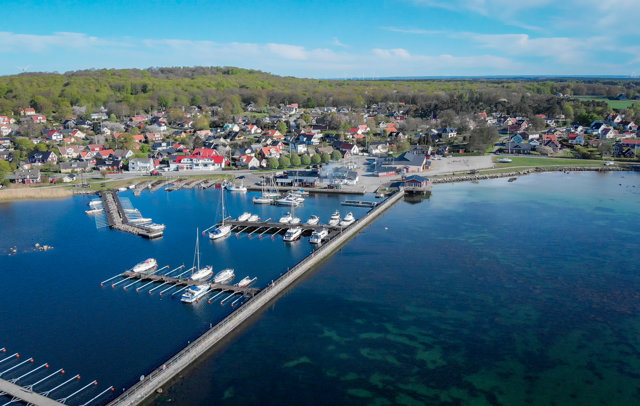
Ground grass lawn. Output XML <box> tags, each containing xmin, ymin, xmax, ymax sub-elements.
<box><xmin>573</xmin><ymin>96</ymin><xmax>637</xmax><ymax>109</ymax></box>
<box><xmin>493</xmin><ymin>156</ymin><xmax>605</xmax><ymax>168</ymax></box>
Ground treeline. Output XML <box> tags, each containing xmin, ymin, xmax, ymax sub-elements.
<box><xmin>1</xmin><ymin>66</ymin><xmax>640</xmax><ymax>121</ymax></box>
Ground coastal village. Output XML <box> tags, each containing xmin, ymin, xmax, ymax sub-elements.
<box><xmin>0</xmin><ymin>97</ymin><xmax>639</xmax><ymax>188</ymax></box>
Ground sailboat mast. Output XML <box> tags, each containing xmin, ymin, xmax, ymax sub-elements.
<box><xmin>196</xmin><ymin>228</ymin><xmax>200</xmax><ymax>271</ymax></box>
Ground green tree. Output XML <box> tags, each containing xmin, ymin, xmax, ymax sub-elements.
<box><xmin>331</xmin><ymin>150</ymin><xmax>343</xmax><ymax>161</ymax></box>
<box><xmin>575</xmin><ymin>112</ymin><xmax>600</xmax><ymax>127</ymax></box>
<box><xmin>467</xmin><ymin>126</ymin><xmax>499</xmax><ymax>153</ymax></box>
<box><xmin>301</xmin><ymin>154</ymin><xmax>311</xmax><ymax>165</ymax></box>
<box><xmin>311</xmin><ymin>154</ymin><xmax>321</xmax><ymax>164</ymax></box>
<box><xmin>194</xmin><ymin>115</ymin><xmax>210</xmax><ymax>130</ymax></box>
<box><xmin>268</xmin><ymin>157</ymin><xmax>279</xmax><ymax>169</ymax></box>
<box><xmin>276</xmin><ymin>121</ymin><xmax>287</xmax><ymax>135</ymax></box>
<box><xmin>0</xmin><ymin>160</ymin><xmax>11</xmax><ymax>185</ymax></box>
<box><xmin>278</xmin><ymin>156</ymin><xmax>291</xmax><ymax>168</ymax></box>
<box><xmin>320</xmin><ymin>152</ymin><xmax>331</xmax><ymax>163</ymax></box>
<box><xmin>290</xmin><ymin>152</ymin><xmax>301</xmax><ymax>166</ymax></box>
<box><xmin>34</xmin><ymin>143</ymin><xmax>49</xmax><ymax>152</ymax></box>
<box><xmin>14</xmin><ymin>138</ymin><xmax>35</xmax><ymax>152</ymax></box>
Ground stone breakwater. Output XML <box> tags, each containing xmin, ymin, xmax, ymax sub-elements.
<box><xmin>432</xmin><ymin>166</ymin><xmax>633</xmax><ymax>184</ymax></box>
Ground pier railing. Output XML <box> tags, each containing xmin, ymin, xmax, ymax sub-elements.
<box><xmin>107</xmin><ymin>189</ymin><xmax>404</xmax><ymax>406</ymax></box>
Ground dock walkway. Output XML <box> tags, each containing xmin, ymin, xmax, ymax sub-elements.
<box><xmin>121</xmin><ymin>271</ymin><xmax>259</xmax><ymax>297</ymax></box>
<box><xmin>225</xmin><ymin>220</ymin><xmax>340</xmax><ymax>234</ymax></box>
<box><xmin>246</xmin><ymin>185</ymin><xmax>366</xmax><ymax>195</ymax></box>
<box><xmin>106</xmin><ymin>189</ymin><xmax>405</xmax><ymax>406</ymax></box>
<box><xmin>0</xmin><ymin>378</ymin><xmax>64</xmax><ymax>406</ymax></box>
<box><xmin>100</xmin><ymin>191</ymin><xmax>163</xmax><ymax>239</ymax></box>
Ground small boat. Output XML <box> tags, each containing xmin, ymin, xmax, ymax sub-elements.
<box><xmin>497</xmin><ymin>157</ymin><xmax>513</xmax><ymax>163</ymax></box>
<box><xmin>248</xmin><ymin>214</ymin><xmax>260</xmax><ymax>222</ymax></box>
<box><xmin>132</xmin><ymin>258</ymin><xmax>157</xmax><ymax>273</ymax></box>
<box><xmin>275</xmin><ymin>195</ymin><xmax>301</xmax><ymax>206</ymax></box>
<box><xmin>279</xmin><ymin>212</ymin><xmax>293</xmax><ymax>224</ymax></box>
<box><xmin>340</xmin><ymin>212</ymin><xmax>355</xmax><ymax>227</ymax></box>
<box><xmin>252</xmin><ymin>196</ymin><xmax>273</xmax><ymax>205</ymax></box>
<box><xmin>237</xmin><ymin>212</ymin><xmax>251</xmax><ymax>222</ymax></box>
<box><xmin>128</xmin><ymin>184</ymin><xmax>136</xmax><ymax>190</ymax></box>
<box><xmin>263</xmin><ymin>191</ymin><xmax>280</xmax><ymax>198</ymax></box>
<box><xmin>236</xmin><ymin>276</ymin><xmax>255</xmax><ymax>287</ymax></box>
<box><xmin>88</xmin><ymin>200</ymin><xmax>102</xmax><ymax>208</ymax></box>
<box><xmin>290</xmin><ymin>216</ymin><xmax>301</xmax><ymax>225</ymax></box>
<box><xmin>181</xmin><ymin>284</ymin><xmax>210</xmax><ymax>303</ymax></box>
<box><xmin>213</xmin><ymin>268</ymin><xmax>235</xmax><ymax>284</ymax></box>
<box><xmin>117</xmin><ymin>187</ymin><xmax>128</xmax><ymax>192</ymax></box>
<box><xmin>85</xmin><ymin>208</ymin><xmax>103</xmax><ymax>215</ymax></box>
<box><xmin>306</xmin><ymin>215</ymin><xmax>319</xmax><ymax>225</ymax></box>
<box><xmin>283</xmin><ymin>226</ymin><xmax>303</xmax><ymax>242</ymax></box>
<box><xmin>128</xmin><ymin>217</ymin><xmax>153</xmax><ymax>224</ymax></box>
<box><xmin>226</xmin><ymin>180</ymin><xmax>247</xmax><ymax>192</ymax></box>
<box><xmin>209</xmin><ymin>189</ymin><xmax>232</xmax><ymax>240</ymax></box>
<box><xmin>310</xmin><ymin>228</ymin><xmax>329</xmax><ymax>244</ymax></box>
<box><xmin>328</xmin><ymin>211</ymin><xmax>341</xmax><ymax>226</ymax></box>
<box><xmin>143</xmin><ymin>223</ymin><xmax>166</xmax><ymax>231</ymax></box>
<box><xmin>292</xmin><ymin>188</ymin><xmax>309</xmax><ymax>197</ymax></box>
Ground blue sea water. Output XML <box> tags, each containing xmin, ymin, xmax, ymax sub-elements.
<box><xmin>1</xmin><ymin>172</ymin><xmax>640</xmax><ymax>405</ymax></box>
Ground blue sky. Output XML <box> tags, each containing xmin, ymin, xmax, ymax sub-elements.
<box><xmin>1</xmin><ymin>0</ymin><xmax>639</xmax><ymax>78</ymax></box>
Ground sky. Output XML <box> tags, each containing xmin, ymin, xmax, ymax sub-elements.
<box><xmin>1</xmin><ymin>0</ymin><xmax>640</xmax><ymax>78</ymax></box>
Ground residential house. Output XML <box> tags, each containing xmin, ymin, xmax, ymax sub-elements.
<box><xmin>333</xmin><ymin>142</ymin><xmax>359</xmax><ymax>156</ymax></box>
<box><xmin>260</xmin><ymin>146</ymin><xmax>281</xmax><ymax>159</ymax></box>
<box><xmin>223</xmin><ymin>123</ymin><xmax>240</xmax><ymax>132</ymax></box>
<box><xmin>568</xmin><ymin>133</ymin><xmax>585</xmax><ymax>145</ymax></box>
<box><xmin>19</xmin><ymin>108</ymin><xmax>36</xmax><ymax>116</ymax></box>
<box><xmin>244</xmin><ymin>124</ymin><xmax>262</xmax><ymax>135</ymax></box>
<box><xmin>145</xmin><ymin>133</ymin><xmax>163</xmax><ymax>142</ymax></box>
<box><xmin>28</xmin><ymin>151</ymin><xmax>58</xmax><ymax>165</ymax></box>
<box><xmin>90</xmin><ymin>112</ymin><xmax>108</xmax><ymax>120</ymax></box>
<box><xmin>0</xmin><ymin>124</ymin><xmax>11</xmax><ymax>136</ymax></box>
<box><xmin>262</xmin><ymin>129</ymin><xmax>284</xmax><ymax>139</ymax></box>
<box><xmin>30</xmin><ymin>115</ymin><xmax>47</xmax><ymax>124</ymax></box>
<box><xmin>368</xmin><ymin>142</ymin><xmax>389</xmax><ymax>156</ymax></box>
<box><xmin>0</xmin><ymin>151</ymin><xmax>13</xmax><ymax>162</ymax></box>
<box><xmin>292</xmin><ymin>143</ymin><xmax>308</xmax><ymax>154</ymax></box>
<box><xmin>543</xmin><ymin>139</ymin><xmax>561</xmax><ymax>151</ymax></box>
<box><xmin>60</xmin><ymin>129</ymin><xmax>85</xmax><ymax>139</ymax></box>
<box><xmin>502</xmin><ymin>142</ymin><xmax>533</xmax><ymax>154</ymax></box>
<box><xmin>605</xmin><ymin>113</ymin><xmax>622</xmax><ymax>125</ymax></box>
<box><xmin>95</xmin><ymin>156</ymin><xmax>123</xmax><ymax>171</ymax></box>
<box><xmin>404</xmin><ymin>175</ymin><xmax>431</xmax><ymax>189</ymax></box>
<box><xmin>0</xmin><ymin>137</ymin><xmax>12</xmax><ymax>149</ymax></box>
<box><xmin>96</xmin><ymin>149</ymin><xmax>115</xmax><ymax>159</ymax></box>
<box><xmin>282</xmin><ymin>103</ymin><xmax>299</xmax><ymax>115</ymax></box>
<box><xmin>0</xmin><ymin>116</ymin><xmax>15</xmax><ymax>124</ymax></box>
<box><xmin>12</xmin><ymin>169</ymin><xmax>40</xmax><ymax>184</ymax></box>
<box><xmin>60</xmin><ymin>160</ymin><xmax>92</xmax><ymax>173</ymax></box>
<box><xmin>236</xmin><ymin>155</ymin><xmax>260</xmax><ymax>169</ymax></box>
<box><xmin>44</xmin><ymin>129</ymin><xmax>63</xmax><ymax>142</ymax></box>
<box><xmin>438</xmin><ymin>128</ymin><xmax>458</xmax><ymax>138</ymax></box>
<box><xmin>87</xmin><ymin>144</ymin><xmax>104</xmax><ymax>152</ymax></box>
<box><xmin>58</xmin><ymin>145</ymin><xmax>84</xmax><ymax>159</ymax></box>
<box><xmin>169</xmin><ymin>153</ymin><xmax>226</xmax><ymax>171</ymax></box>
<box><xmin>128</xmin><ymin>158</ymin><xmax>155</xmax><ymax>172</ymax></box>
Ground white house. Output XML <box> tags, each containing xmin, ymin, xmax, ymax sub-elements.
<box><xmin>128</xmin><ymin>158</ymin><xmax>155</xmax><ymax>172</ymax></box>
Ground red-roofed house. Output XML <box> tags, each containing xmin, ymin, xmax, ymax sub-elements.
<box><xmin>260</xmin><ymin>146</ymin><xmax>281</xmax><ymax>159</ymax></box>
<box><xmin>192</xmin><ymin>148</ymin><xmax>220</xmax><ymax>158</ymax></box>
<box><xmin>262</xmin><ymin>130</ymin><xmax>284</xmax><ymax>139</ymax></box>
<box><xmin>146</xmin><ymin>133</ymin><xmax>163</xmax><ymax>142</ymax></box>
<box><xmin>88</xmin><ymin>144</ymin><xmax>103</xmax><ymax>152</ymax></box>
<box><xmin>0</xmin><ymin>116</ymin><xmax>15</xmax><ymax>124</ymax></box>
<box><xmin>19</xmin><ymin>108</ymin><xmax>36</xmax><ymax>116</ymax></box>
<box><xmin>97</xmin><ymin>149</ymin><xmax>115</xmax><ymax>158</ymax></box>
<box><xmin>31</xmin><ymin>115</ymin><xmax>47</xmax><ymax>124</ymax></box>
<box><xmin>237</xmin><ymin>155</ymin><xmax>260</xmax><ymax>169</ymax></box>
<box><xmin>244</xmin><ymin>124</ymin><xmax>261</xmax><ymax>134</ymax></box>
<box><xmin>0</xmin><ymin>124</ymin><xmax>11</xmax><ymax>136</ymax></box>
<box><xmin>542</xmin><ymin>134</ymin><xmax>557</xmax><ymax>142</ymax></box>
<box><xmin>169</xmin><ymin>153</ymin><xmax>226</xmax><ymax>171</ymax></box>
<box><xmin>568</xmin><ymin>133</ymin><xmax>585</xmax><ymax>145</ymax></box>
<box><xmin>44</xmin><ymin>129</ymin><xmax>63</xmax><ymax>142</ymax></box>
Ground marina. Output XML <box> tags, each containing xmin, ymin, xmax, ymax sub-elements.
<box><xmin>104</xmin><ymin>189</ymin><xmax>404</xmax><ymax>406</ymax></box>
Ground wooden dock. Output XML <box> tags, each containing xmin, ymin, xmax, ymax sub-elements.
<box><xmin>246</xmin><ymin>185</ymin><xmax>366</xmax><ymax>195</ymax></box>
<box><xmin>341</xmin><ymin>200</ymin><xmax>378</xmax><ymax>208</ymax></box>
<box><xmin>121</xmin><ymin>271</ymin><xmax>259</xmax><ymax>297</ymax></box>
<box><xmin>100</xmin><ymin>191</ymin><xmax>163</xmax><ymax>239</ymax></box>
<box><xmin>149</xmin><ymin>179</ymin><xmax>172</xmax><ymax>193</ymax></box>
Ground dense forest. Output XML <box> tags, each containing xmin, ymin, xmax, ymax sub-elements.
<box><xmin>1</xmin><ymin>67</ymin><xmax>640</xmax><ymax>121</ymax></box>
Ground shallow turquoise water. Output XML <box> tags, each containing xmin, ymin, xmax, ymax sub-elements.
<box><xmin>157</xmin><ymin>171</ymin><xmax>640</xmax><ymax>405</ymax></box>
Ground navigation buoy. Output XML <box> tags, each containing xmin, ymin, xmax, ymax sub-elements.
<box><xmin>45</xmin><ymin>364</ymin><xmax>49</xmax><ymax>368</ymax></box>
<box><xmin>30</xmin><ymin>359</ymin><xmax>34</xmax><ymax>363</ymax></box>
<box><xmin>77</xmin><ymin>375</ymin><xmax>81</xmax><ymax>379</ymax></box>
<box><xmin>16</xmin><ymin>354</ymin><xmax>19</xmax><ymax>358</ymax></box>
<box><xmin>61</xmin><ymin>369</ymin><xmax>65</xmax><ymax>374</ymax></box>
<box><xmin>94</xmin><ymin>381</ymin><xmax>98</xmax><ymax>385</ymax></box>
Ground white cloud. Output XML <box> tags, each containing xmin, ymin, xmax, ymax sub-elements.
<box><xmin>466</xmin><ymin>33</ymin><xmax>587</xmax><ymax>64</ymax></box>
<box><xmin>0</xmin><ymin>31</ymin><xmax>126</xmax><ymax>52</ymax></box>
<box><xmin>332</xmin><ymin>37</ymin><xmax>349</xmax><ymax>48</ymax></box>
<box><xmin>381</xmin><ymin>26</ymin><xmax>446</xmax><ymax>35</ymax></box>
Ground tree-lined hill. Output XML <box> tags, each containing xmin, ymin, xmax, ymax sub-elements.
<box><xmin>1</xmin><ymin>66</ymin><xmax>639</xmax><ymax>121</ymax></box>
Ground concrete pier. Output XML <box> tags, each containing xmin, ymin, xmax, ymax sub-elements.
<box><xmin>106</xmin><ymin>189</ymin><xmax>405</xmax><ymax>406</ymax></box>
<box><xmin>100</xmin><ymin>191</ymin><xmax>163</xmax><ymax>239</ymax></box>
<box><xmin>0</xmin><ymin>378</ymin><xmax>64</xmax><ymax>406</ymax></box>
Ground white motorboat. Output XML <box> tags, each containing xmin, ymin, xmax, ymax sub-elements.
<box><xmin>237</xmin><ymin>212</ymin><xmax>251</xmax><ymax>222</ymax></box>
<box><xmin>340</xmin><ymin>212</ymin><xmax>355</xmax><ymax>227</ymax></box>
<box><xmin>237</xmin><ymin>276</ymin><xmax>255</xmax><ymax>287</ymax></box>
<box><xmin>283</xmin><ymin>226</ymin><xmax>303</xmax><ymax>242</ymax></box>
<box><xmin>275</xmin><ymin>195</ymin><xmax>301</xmax><ymax>206</ymax></box>
<box><xmin>181</xmin><ymin>284</ymin><xmax>210</xmax><ymax>303</ymax></box>
<box><xmin>497</xmin><ymin>157</ymin><xmax>513</xmax><ymax>163</ymax></box>
<box><xmin>248</xmin><ymin>214</ymin><xmax>260</xmax><ymax>222</ymax></box>
<box><xmin>306</xmin><ymin>215</ymin><xmax>319</xmax><ymax>225</ymax></box>
<box><xmin>85</xmin><ymin>208</ymin><xmax>103</xmax><ymax>215</ymax></box>
<box><xmin>191</xmin><ymin>230</ymin><xmax>213</xmax><ymax>281</ymax></box>
<box><xmin>132</xmin><ymin>258</ymin><xmax>157</xmax><ymax>273</ymax></box>
<box><xmin>88</xmin><ymin>200</ymin><xmax>102</xmax><ymax>208</ymax></box>
<box><xmin>328</xmin><ymin>211</ymin><xmax>341</xmax><ymax>226</ymax></box>
<box><xmin>128</xmin><ymin>217</ymin><xmax>153</xmax><ymax>224</ymax></box>
<box><xmin>117</xmin><ymin>187</ymin><xmax>128</xmax><ymax>192</ymax></box>
<box><xmin>253</xmin><ymin>196</ymin><xmax>273</xmax><ymax>204</ymax></box>
<box><xmin>279</xmin><ymin>212</ymin><xmax>293</xmax><ymax>224</ymax></box>
<box><xmin>310</xmin><ymin>228</ymin><xmax>329</xmax><ymax>244</ymax></box>
<box><xmin>143</xmin><ymin>223</ymin><xmax>166</xmax><ymax>231</ymax></box>
<box><xmin>226</xmin><ymin>180</ymin><xmax>247</xmax><ymax>192</ymax></box>
<box><xmin>213</xmin><ymin>268</ymin><xmax>235</xmax><ymax>284</ymax></box>
<box><xmin>209</xmin><ymin>189</ymin><xmax>232</xmax><ymax>240</ymax></box>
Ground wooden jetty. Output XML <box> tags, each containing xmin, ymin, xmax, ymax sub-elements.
<box><xmin>121</xmin><ymin>271</ymin><xmax>259</xmax><ymax>297</ymax></box>
<box><xmin>246</xmin><ymin>185</ymin><xmax>366</xmax><ymax>195</ymax></box>
<box><xmin>100</xmin><ymin>191</ymin><xmax>163</xmax><ymax>239</ymax></box>
<box><xmin>165</xmin><ymin>179</ymin><xmax>189</xmax><ymax>192</ymax></box>
<box><xmin>183</xmin><ymin>179</ymin><xmax>205</xmax><ymax>189</ymax></box>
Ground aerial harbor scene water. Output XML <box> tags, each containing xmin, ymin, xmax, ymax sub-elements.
<box><xmin>3</xmin><ymin>1</ymin><xmax>640</xmax><ymax>405</ymax></box>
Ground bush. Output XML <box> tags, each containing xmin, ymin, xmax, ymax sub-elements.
<box><xmin>301</xmin><ymin>154</ymin><xmax>311</xmax><ymax>165</ymax></box>
<box><xmin>278</xmin><ymin>156</ymin><xmax>291</xmax><ymax>168</ymax></box>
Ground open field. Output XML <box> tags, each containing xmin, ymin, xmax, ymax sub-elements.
<box><xmin>493</xmin><ymin>156</ymin><xmax>605</xmax><ymax>168</ymax></box>
<box><xmin>0</xmin><ymin>187</ymin><xmax>73</xmax><ymax>201</ymax></box>
<box><xmin>573</xmin><ymin>96</ymin><xmax>637</xmax><ymax>109</ymax></box>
